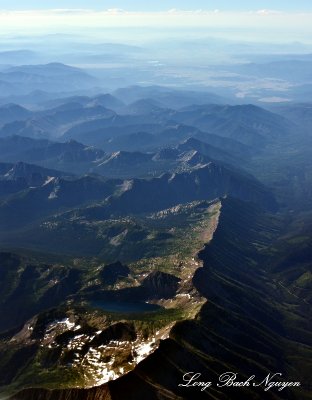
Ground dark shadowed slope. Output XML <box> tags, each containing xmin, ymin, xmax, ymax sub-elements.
<box><xmin>8</xmin><ymin>197</ymin><xmax>311</xmax><ymax>400</ymax></box>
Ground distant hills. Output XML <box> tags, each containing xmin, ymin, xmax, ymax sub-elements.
<box><xmin>0</xmin><ymin>103</ymin><xmax>31</xmax><ymax>126</ymax></box>
<box><xmin>112</xmin><ymin>85</ymin><xmax>228</xmax><ymax>108</ymax></box>
<box><xmin>0</xmin><ymin>103</ymin><xmax>115</xmax><ymax>138</ymax></box>
<box><xmin>0</xmin><ymin>78</ymin><xmax>298</xmax><ymax>153</ymax></box>
<box><xmin>42</xmin><ymin>93</ymin><xmax>125</xmax><ymax>111</ymax></box>
<box><xmin>173</xmin><ymin>103</ymin><xmax>294</xmax><ymax>146</ymax></box>
<box><xmin>0</xmin><ymin>63</ymin><xmax>98</xmax><ymax>96</ymax></box>
<box><xmin>230</xmin><ymin>59</ymin><xmax>312</xmax><ymax>83</ymax></box>
<box><xmin>0</xmin><ymin>94</ymin><xmax>293</xmax><ymax>151</ymax></box>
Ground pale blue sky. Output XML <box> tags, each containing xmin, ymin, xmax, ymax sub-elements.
<box><xmin>0</xmin><ymin>0</ymin><xmax>312</xmax><ymax>11</ymax></box>
<box><xmin>0</xmin><ymin>1</ymin><xmax>311</xmax><ymax>44</ymax></box>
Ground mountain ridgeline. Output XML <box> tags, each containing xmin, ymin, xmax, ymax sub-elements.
<box><xmin>0</xmin><ymin>76</ymin><xmax>311</xmax><ymax>400</ymax></box>
<box><xmin>0</xmin><ymin>157</ymin><xmax>276</xmax><ymax>256</ymax></box>
<box><xmin>6</xmin><ymin>198</ymin><xmax>312</xmax><ymax>400</ymax></box>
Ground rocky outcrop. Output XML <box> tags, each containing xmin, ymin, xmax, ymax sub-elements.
<box><xmin>142</xmin><ymin>271</ymin><xmax>180</xmax><ymax>299</ymax></box>
<box><xmin>8</xmin><ymin>197</ymin><xmax>310</xmax><ymax>400</ymax></box>
<box><xmin>90</xmin><ymin>322</ymin><xmax>137</xmax><ymax>347</ymax></box>
<box><xmin>100</xmin><ymin>262</ymin><xmax>130</xmax><ymax>285</ymax></box>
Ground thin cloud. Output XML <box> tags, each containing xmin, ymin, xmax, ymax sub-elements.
<box><xmin>256</xmin><ymin>9</ymin><xmax>282</xmax><ymax>15</ymax></box>
<box><xmin>0</xmin><ymin>8</ymin><xmax>311</xmax><ymax>43</ymax></box>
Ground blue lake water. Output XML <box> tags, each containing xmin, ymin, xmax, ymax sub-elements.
<box><xmin>89</xmin><ymin>300</ymin><xmax>162</xmax><ymax>313</ymax></box>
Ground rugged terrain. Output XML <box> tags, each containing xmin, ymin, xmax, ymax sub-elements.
<box><xmin>0</xmin><ymin>83</ymin><xmax>311</xmax><ymax>400</ymax></box>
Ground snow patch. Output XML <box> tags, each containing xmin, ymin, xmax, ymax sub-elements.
<box><xmin>43</xmin><ymin>176</ymin><xmax>55</xmax><ymax>186</ymax></box>
<box><xmin>46</xmin><ymin>317</ymin><xmax>75</xmax><ymax>333</ymax></box>
<box><xmin>134</xmin><ymin>338</ymin><xmax>156</xmax><ymax>364</ymax></box>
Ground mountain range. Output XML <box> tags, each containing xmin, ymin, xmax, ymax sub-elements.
<box><xmin>0</xmin><ymin>63</ymin><xmax>98</xmax><ymax>96</ymax></box>
<box><xmin>0</xmin><ymin>78</ymin><xmax>311</xmax><ymax>400</ymax></box>
<box><xmin>0</xmin><ymin>135</ymin><xmax>244</xmax><ymax>178</ymax></box>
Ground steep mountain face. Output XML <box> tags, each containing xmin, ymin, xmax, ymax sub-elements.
<box><xmin>1</xmin><ymin>162</ymin><xmax>67</xmax><ymax>182</ymax></box>
<box><xmin>103</xmin><ymin>199</ymin><xmax>309</xmax><ymax>400</ymax></box>
<box><xmin>7</xmin><ymin>197</ymin><xmax>311</xmax><ymax>400</ymax></box>
<box><xmin>141</xmin><ymin>271</ymin><xmax>180</xmax><ymax>299</ymax></box>
<box><xmin>107</xmin><ymin>162</ymin><xmax>276</xmax><ymax>214</ymax></box>
<box><xmin>100</xmin><ymin>261</ymin><xmax>130</xmax><ymax>285</ymax></box>
<box><xmin>266</xmin><ymin>213</ymin><xmax>312</xmax><ymax>305</ymax></box>
<box><xmin>0</xmin><ymin>252</ymin><xmax>83</xmax><ymax>332</ymax></box>
<box><xmin>0</xmin><ymin>161</ymin><xmax>69</xmax><ymax>197</ymax></box>
<box><xmin>0</xmin><ymin>174</ymin><xmax>121</xmax><ymax>230</ymax></box>
<box><xmin>98</xmin><ymin>151</ymin><xmax>152</xmax><ymax>168</ymax></box>
<box><xmin>93</xmin><ymin>144</ymin><xmax>235</xmax><ymax>179</ymax></box>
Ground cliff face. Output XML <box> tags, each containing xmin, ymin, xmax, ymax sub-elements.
<box><xmin>9</xmin><ymin>197</ymin><xmax>311</xmax><ymax>400</ymax></box>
